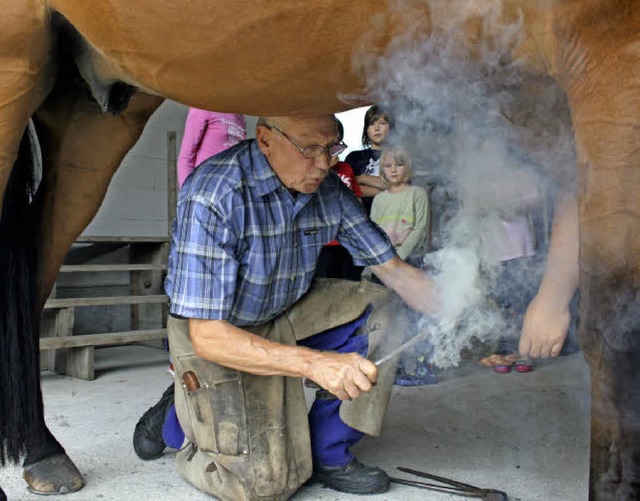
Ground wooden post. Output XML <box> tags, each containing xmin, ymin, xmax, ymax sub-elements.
<box><xmin>66</xmin><ymin>346</ymin><xmax>94</xmax><ymax>381</ymax></box>
<box><xmin>167</xmin><ymin>130</ymin><xmax>177</xmax><ymax>234</ymax></box>
<box><xmin>165</xmin><ymin>130</ymin><xmax>177</xmax><ymax>325</ymax></box>
<box><xmin>40</xmin><ymin>306</ymin><xmax>74</xmax><ymax>374</ymax></box>
<box><xmin>130</xmin><ymin>243</ymin><xmax>169</xmax><ymax>334</ymax></box>
<box><xmin>131</xmin><ymin>131</ymin><xmax>175</xmax><ymax>333</ymax></box>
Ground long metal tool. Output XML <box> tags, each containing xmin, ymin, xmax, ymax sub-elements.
<box><xmin>392</xmin><ymin>466</ymin><xmax>508</xmax><ymax>500</ymax></box>
<box><xmin>373</xmin><ymin>328</ymin><xmax>432</xmax><ymax>366</ymax></box>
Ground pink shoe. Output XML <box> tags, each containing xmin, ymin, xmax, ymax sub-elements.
<box><xmin>494</xmin><ymin>364</ymin><xmax>512</xmax><ymax>374</ymax></box>
<box><xmin>514</xmin><ymin>359</ymin><xmax>533</xmax><ymax>373</ymax></box>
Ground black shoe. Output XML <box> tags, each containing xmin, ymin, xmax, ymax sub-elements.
<box><xmin>133</xmin><ymin>384</ymin><xmax>174</xmax><ymax>460</ymax></box>
<box><xmin>313</xmin><ymin>459</ymin><xmax>390</xmax><ymax>495</ymax></box>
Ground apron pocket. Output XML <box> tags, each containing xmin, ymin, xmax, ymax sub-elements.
<box><xmin>210</xmin><ymin>378</ymin><xmax>247</xmax><ymax>455</ymax></box>
<box><xmin>176</xmin><ymin>354</ymin><xmax>248</xmax><ymax>456</ymax></box>
<box><xmin>183</xmin><ymin>387</ymin><xmax>217</xmax><ymax>452</ymax></box>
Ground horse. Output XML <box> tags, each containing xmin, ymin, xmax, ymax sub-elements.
<box><xmin>1</xmin><ymin>1</ymin><xmax>639</xmax><ymax>499</ymax></box>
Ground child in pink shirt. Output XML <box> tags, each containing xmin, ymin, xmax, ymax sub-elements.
<box><xmin>177</xmin><ymin>108</ymin><xmax>246</xmax><ymax>188</ymax></box>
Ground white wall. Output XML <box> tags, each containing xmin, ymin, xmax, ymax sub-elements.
<box><xmin>337</xmin><ymin>106</ymin><xmax>369</xmax><ymax>159</ymax></box>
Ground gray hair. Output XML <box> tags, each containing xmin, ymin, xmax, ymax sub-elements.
<box><xmin>257</xmin><ymin>116</ymin><xmax>287</xmax><ymax>129</ymax></box>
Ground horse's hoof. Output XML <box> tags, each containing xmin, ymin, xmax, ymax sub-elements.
<box><xmin>22</xmin><ymin>453</ymin><xmax>85</xmax><ymax>495</ymax></box>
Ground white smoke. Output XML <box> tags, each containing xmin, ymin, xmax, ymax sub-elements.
<box><xmin>349</xmin><ymin>0</ymin><xmax>576</xmax><ymax>368</ymax></box>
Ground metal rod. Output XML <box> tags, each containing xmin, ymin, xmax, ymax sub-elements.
<box><xmin>373</xmin><ymin>329</ymin><xmax>431</xmax><ymax>366</ymax></box>
<box><xmin>390</xmin><ymin>477</ymin><xmax>481</xmax><ymax>496</ymax></box>
<box><xmin>395</xmin><ymin>466</ymin><xmax>509</xmax><ymax>500</ymax></box>
<box><xmin>397</xmin><ymin>466</ymin><xmax>483</xmax><ymax>492</ymax></box>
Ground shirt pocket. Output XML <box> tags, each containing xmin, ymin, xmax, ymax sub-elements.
<box><xmin>298</xmin><ymin>222</ymin><xmax>335</xmax><ymax>266</ymax></box>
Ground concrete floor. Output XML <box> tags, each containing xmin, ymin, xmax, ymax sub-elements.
<box><xmin>0</xmin><ymin>346</ymin><xmax>590</xmax><ymax>501</ymax></box>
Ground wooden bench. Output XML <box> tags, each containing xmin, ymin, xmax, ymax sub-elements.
<box><xmin>40</xmin><ymin>132</ymin><xmax>179</xmax><ymax>380</ymax></box>
<box><xmin>39</xmin><ymin>324</ymin><xmax>168</xmax><ymax>381</ymax></box>
<box><xmin>40</xmin><ymin>237</ymin><xmax>171</xmax><ymax>380</ymax></box>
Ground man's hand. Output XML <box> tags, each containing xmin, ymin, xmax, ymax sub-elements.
<box><xmin>307</xmin><ymin>352</ymin><xmax>378</xmax><ymax>401</ymax></box>
<box><xmin>518</xmin><ymin>294</ymin><xmax>570</xmax><ymax>358</ymax></box>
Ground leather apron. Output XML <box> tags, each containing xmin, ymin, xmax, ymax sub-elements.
<box><xmin>169</xmin><ymin>278</ymin><xmax>403</xmax><ymax>500</ymax></box>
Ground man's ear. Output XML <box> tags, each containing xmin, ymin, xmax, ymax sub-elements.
<box><xmin>256</xmin><ymin>125</ymin><xmax>272</xmax><ymax>157</ymax></box>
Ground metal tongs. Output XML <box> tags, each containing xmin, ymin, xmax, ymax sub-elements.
<box><xmin>391</xmin><ymin>466</ymin><xmax>508</xmax><ymax>500</ymax></box>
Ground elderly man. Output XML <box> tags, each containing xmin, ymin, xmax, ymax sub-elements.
<box><xmin>135</xmin><ymin>114</ymin><xmax>436</xmax><ymax>500</ymax></box>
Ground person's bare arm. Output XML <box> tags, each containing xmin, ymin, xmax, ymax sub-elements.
<box><xmin>360</xmin><ymin>185</ymin><xmax>384</xmax><ymax>198</ymax></box>
<box><xmin>357</xmin><ymin>174</ymin><xmax>388</xmax><ymax>190</ymax></box>
<box><xmin>189</xmin><ymin>318</ymin><xmax>377</xmax><ymax>401</ymax></box>
<box><xmin>369</xmin><ymin>256</ymin><xmax>438</xmax><ymax>315</ymax></box>
<box><xmin>519</xmin><ymin>193</ymin><xmax>579</xmax><ymax>358</ymax></box>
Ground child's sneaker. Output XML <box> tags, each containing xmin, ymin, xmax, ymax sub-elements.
<box><xmin>514</xmin><ymin>358</ymin><xmax>533</xmax><ymax>373</ymax></box>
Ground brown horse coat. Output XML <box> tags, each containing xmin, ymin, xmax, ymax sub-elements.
<box><xmin>1</xmin><ymin>1</ymin><xmax>640</xmax><ymax>499</ymax></box>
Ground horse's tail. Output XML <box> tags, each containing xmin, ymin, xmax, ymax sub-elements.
<box><xmin>0</xmin><ymin>124</ymin><xmax>44</xmax><ymax>465</ymax></box>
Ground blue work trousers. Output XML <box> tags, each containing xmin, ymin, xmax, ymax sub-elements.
<box><xmin>163</xmin><ymin>307</ymin><xmax>371</xmax><ymax>468</ymax></box>
<box><xmin>298</xmin><ymin>306</ymin><xmax>371</xmax><ymax>467</ymax></box>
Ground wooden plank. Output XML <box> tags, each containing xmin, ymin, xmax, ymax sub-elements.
<box><xmin>66</xmin><ymin>347</ymin><xmax>94</xmax><ymax>381</ymax></box>
<box><xmin>59</xmin><ymin>264</ymin><xmax>167</xmax><ymax>273</ymax></box>
<box><xmin>167</xmin><ymin>130</ymin><xmax>178</xmax><ymax>234</ymax></box>
<box><xmin>40</xmin><ymin>311</ymin><xmax>54</xmax><ymax>371</ymax></box>
<box><xmin>40</xmin><ymin>307</ymin><xmax>75</xmax><ymax>373</ymax></box>
<box><xmin>40</xmin><ymin>286</ymin><xmax>66</xmax><ymax>370</ymax></box>
<box><xmin>65</xmin><ymin>242</ymin><xmax>127</xmax><ymax>264</ymax></box>
<box><xmin>44</xmin><ymin>294</ymin><xmax>168</xmax><ymax>309</ymax></box>
<box><xmin>75</xmin><ymin>236</ymin><xmax>170</xmax><ymax>243</ymax></box>
<box><xmin>40</xmin><ymin>328</ymin><xmax>168</xmax><ymax>350</ymax></box>
<box><xmin>165</xmin><ymin>132</ymin><xmax>177</xmax><ymax>328</ymax></box>
<box><xmin>130</xmin><ymin>242</ymin><xmax>169</xmax><ymax>331</ymax></box>
<box><xmin>52</xmin><ymin>307</ymin><xmax>74</xmax><ymax>373</ymax></box>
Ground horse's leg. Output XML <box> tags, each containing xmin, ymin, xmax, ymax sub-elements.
<box><xmin>0</xmin><ymin>0</ymin><xmax>52</xmax><ymax>217</ymax></box>
<box><xmin>34</xmin><ymin>91</ymin><xmax>164</xmax><ymax>302</ymax></box>
<box><xmin>20</xmin><ymin>87</ymin><xmax>162</xmax><ymax>495</ymax></box>
<box><xmin>0</xmin><ymin>3</ymin><xmax>57</xmax><ymax>487</ymax></box>
<box><xmin>568</xmin><ymin>60</ymin><xmax>640</xmax><ymax>499</ymax></box>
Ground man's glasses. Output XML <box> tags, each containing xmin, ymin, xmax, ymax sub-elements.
<box><xmin>270</xmin><ymin>125</ymin><xmax>347</xmax><ymax>159</ymax></box>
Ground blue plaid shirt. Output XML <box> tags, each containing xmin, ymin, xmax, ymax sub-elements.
<box><xmin>165</xmin><ymin>140</ymin><xmax>395</xmax><ymax>326</ymax></box>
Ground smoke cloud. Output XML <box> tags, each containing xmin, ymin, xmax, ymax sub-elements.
<box><xmin>347</xmin><ymin>0</ymin><xmax>576</xmax><ymax>368</ymax></box>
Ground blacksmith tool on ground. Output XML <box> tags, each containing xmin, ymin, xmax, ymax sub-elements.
<box><xmin>391</xmin><ymin>466</ymin><xmax>508</xmax><ymax>500</ymax></box>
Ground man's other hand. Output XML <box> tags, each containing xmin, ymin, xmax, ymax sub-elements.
<box><xmin>308</xmin><ymin>352</ymin><xmax>378</xmax><ymax>401</ymax></box>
